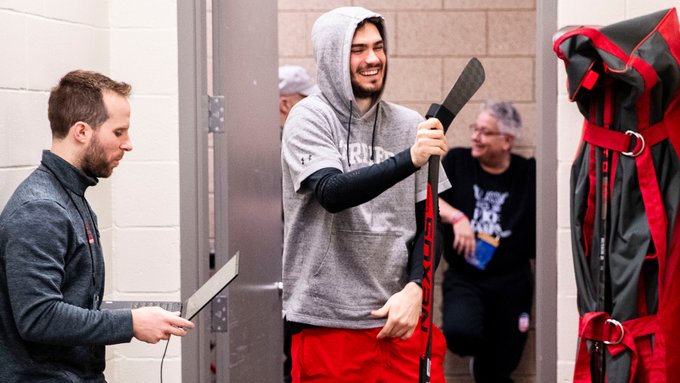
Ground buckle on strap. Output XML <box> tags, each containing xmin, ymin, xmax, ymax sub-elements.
<box><xmin>603</xmin><ymin>319</ymin><xmax>625</xmax><ymax>345</ymax></box>
<box><xmin>583</xmin><ymin>122</ymin><xmax>668</xmax><ymax>156</ymax></box>
<box><xmin>622</xmin><ymin>130</ymin><xmax>645</xmax><ymax>157</ymax></box>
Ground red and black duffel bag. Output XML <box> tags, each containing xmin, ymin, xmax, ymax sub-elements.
<box><xmin>554</xmin><ymin>7</ymin><xmax>680</xmax><ymax>383</ymax></box>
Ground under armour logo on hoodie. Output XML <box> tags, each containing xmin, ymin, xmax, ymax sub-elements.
<box><xmin>300</xmin><ymin>154</ymin><xmax>312</xmax><ymax>165</ymax></box>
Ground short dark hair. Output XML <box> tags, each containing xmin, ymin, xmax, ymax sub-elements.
<box><xmin>357</xmin><ymin>17</ymin><xmax>386</xmax><ymax>50</ymax></box>
<box><xmin>48</xmin><ymin>70</ymin><xmax>132</xmax><ymax>139</ymax></box>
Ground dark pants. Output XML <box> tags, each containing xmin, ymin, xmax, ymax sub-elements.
<box><xmin>441</xmin><ymin>266</ymin><xmax>533</xmax><ymax>383</ymax></box>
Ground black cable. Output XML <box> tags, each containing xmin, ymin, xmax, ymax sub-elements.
<box><xmin>160</xmin><ymin>336</ymin><xmax>171</xmax><ymax>383</ymax></box>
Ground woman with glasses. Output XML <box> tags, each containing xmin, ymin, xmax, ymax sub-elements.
<box><xmin>438</xmin><ymin>99</ymin><xmax>536</xmax><ymax>383</ymax></box>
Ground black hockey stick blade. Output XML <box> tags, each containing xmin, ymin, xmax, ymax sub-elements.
<box><xmin>426</xmin><ymin>57</ymin><xmax>485</xmax><ymax>132</ymax></box>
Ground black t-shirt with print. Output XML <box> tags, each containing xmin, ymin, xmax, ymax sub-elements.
<box><xmin>439</xmin><ymin>147</ymin><xmax>536</xmax><ymax>276</ymax></box>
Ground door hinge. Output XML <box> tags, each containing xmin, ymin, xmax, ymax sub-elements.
<box><xmin>208</xmin><ymin>95</ymin><xmax>225</xmax><ymax>133</ymax></box>
<box><xmin>211</xmin><ymin>295</ymin><xmax>228</xmax><ymax>332</ymax></box>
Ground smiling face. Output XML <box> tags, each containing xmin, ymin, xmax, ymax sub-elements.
<box><xmin>470</xmin><ymin>111</ymin><xmax>511</xmax><ymax>163</ymax></box>
<box><xmin>81</xmin><ymin>91</ymin><xmax>133</xmax><ymax>178</ymax></box>
<box><xmin>349</xmin><ymin>21</ymin><xmax>386</xmax><ymax>101</ymax></box>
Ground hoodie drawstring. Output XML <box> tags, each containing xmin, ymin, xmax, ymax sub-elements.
<box><xmin>370</xmin><ymin>103</ymin><xmax>379</xmax><ymax>161</ymax></box>
<box><xmin>347</xmin><ymin>102</ymin><xmax>353</xmax><ymax>167</ymax></box>
<box><xmin>346</xmin><ymin>102</ymin><xmax>380</xmax><ymax>167</ymax></box>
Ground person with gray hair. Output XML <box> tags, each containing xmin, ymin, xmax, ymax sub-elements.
<box><xmin>484</xmin><ymin>99</ymin><xmax>523</xmax><ymax>138</ymax></box>
<box><xmin>438</xmin><ymin>99</ymin><xmax>536</xmax><ymax>382</ymax></box>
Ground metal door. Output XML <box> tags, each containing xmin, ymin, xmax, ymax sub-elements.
<box><xmin>179</xmin><ymin>0</ymin><xmax>283</xmax><ymax>381</ymax></box>
<box><xmin>212</xmin><ymin>0</ymin><xmax>282</xmax><ymax>381</ymax></box>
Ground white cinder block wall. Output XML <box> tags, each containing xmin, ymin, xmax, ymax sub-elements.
<box><xmin>0</xmin><ymin>1</ymin><xmax>182</xmax><ymax>382</ymax></box>
<box><xmin>555</xmin><ymin>1</ymin><xmax>679</xmax><ymax>381</ymax></box>
<box><xmin>104</xmin><ymin>1</ymin><xmax>182</xmax><ymax>382</ymax></box>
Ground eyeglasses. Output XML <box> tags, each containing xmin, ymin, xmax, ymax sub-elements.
<box><xmin>469</xmin><ymin>124</ymin><xmax>504</xmax><ymax>137</ymax></box>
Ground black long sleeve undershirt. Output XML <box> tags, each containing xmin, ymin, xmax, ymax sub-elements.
<box><xmin>304</xmin><ymin>149</ymin><xmax>417</xmax><ymax>213</ymax></box>
<box><xmin>302</xmin><ymin>148</ymin><xmax>443</xmax><ymax>284</ymax></box>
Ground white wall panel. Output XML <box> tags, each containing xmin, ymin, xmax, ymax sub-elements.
<box><xmin>0</xmin><ymin>11</ymin><xmax>27</xmax><ymax>88</ymax></box>
<box><xmin>113</xmin><ymin>162</ymin><xmax>180</xmax><ymax>227</ymax></box>
<box><xmin>0</xmin><ymin>91</ymin><xmax>50</xmax><ymax>167</ymax></box>
<box><xmin>43</xmin><ymin>0</ymin><xmax>108</xmax><ymax>27</ymax></box>
<box><xmin>26</xmin><ymin>17</ymin><xmax>108</xmax><ymax>89</ymax></box>
<box><xmin>110</xmin><ymin>29</ymin><xmax>178</xmax><ymax>95</ymax></box>
<box><xmin>558</xmin><ymin>0</ymin><xmax>626</xmax><ymax>26</ymax></box>
<box><xmin>0</xmin><ymin>0</ymin><xmax>45</xmax><ymax>15</ymax></box>
<box><xmin>126</xmin><ymin>95</ymin><xmax>179</xmax><ymax>162</ymax></box>
<box><xmin>113</xmin><ymin>228</ymin><xmax>180</xmax><ymax>293</ymax></box>
<box><xmin>109</xmin><ymin>0</ymin><xmax>176</xmax><ymax>28</ymax></box>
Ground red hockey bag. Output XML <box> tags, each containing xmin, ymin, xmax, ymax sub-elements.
<box><xmin>553</xmin><ymin>7</ymin><xmax>680</xmax><ymax>383</ymax></box>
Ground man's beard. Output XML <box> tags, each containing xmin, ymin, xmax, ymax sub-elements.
<box><xmin>351</xmin><ymin>66</ymin><xmax>384</xmax><ymax>99</ymax></box>
<box><xmin>81</xmin><ymin>135</ymin><xmax>113</xmax><ymax>178</ymax></box>
<box><xmin>352</xmin><ymin>81</ymin><xmax>382</xmax><ymax>99</ymax></box>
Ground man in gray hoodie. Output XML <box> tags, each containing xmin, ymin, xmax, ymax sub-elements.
<box><xmin>281</xmin><ymin>7</ymin><xmax>450</xmax><ymax>382</ymax></box>
<box><xmin>0</xmin><ymin>70</ymin><xmax>194</xmax><ymax>382</ymax></box>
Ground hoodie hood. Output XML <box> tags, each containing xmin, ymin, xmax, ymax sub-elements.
<box><xmin>312</xmin><ymin>7</ymin><xmax>386</xmax><ymax>120</ymax></box>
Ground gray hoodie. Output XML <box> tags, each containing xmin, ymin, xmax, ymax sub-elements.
<box><xmin>281</xmin><ymin>7</ymin><xmax>451</xmax><ymax>329</ymax></box>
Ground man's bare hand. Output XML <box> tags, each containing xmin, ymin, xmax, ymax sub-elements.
<box><xmin>410</xmin><ymin>118</ymin><xmax>448</xmax><ymax>168</ymax></box>
<box><xmin>131</xmin><ymin>307</ymin><xmax>195</xmax><ymax>344</ymax></box>
<box><xmin>370</xmin><ymin>282</ymin><xmax>422</xmax><ymax>340</ymax></box>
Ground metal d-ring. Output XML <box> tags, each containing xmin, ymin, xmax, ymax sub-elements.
<box><xmin>603</xmin><ymin>318</ymin><xmax>625</xmax><ymax>345</ymax></box>
<box><xmin>622</xmin><ymin>130</ymin><xmax>645</xmax><ymax>157</ymax></box>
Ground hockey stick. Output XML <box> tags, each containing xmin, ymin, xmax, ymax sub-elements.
<box><xmin>591</xmin><ymin>82</ymin><xmax>613</xmax><ymax>383</ymax></box>
<box><xmin>419</xmin><ymin>57</ymin><xmax>485</xmax><ymax>383</ymax></box>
